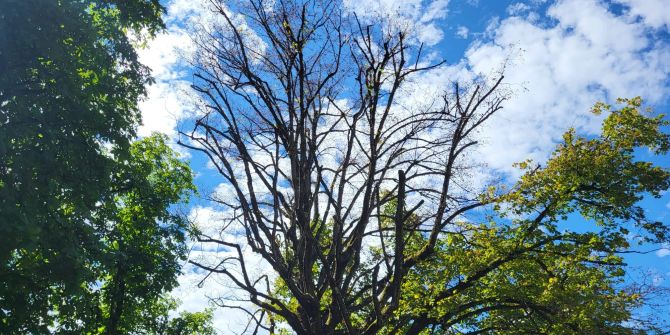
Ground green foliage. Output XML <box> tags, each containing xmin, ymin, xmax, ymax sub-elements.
<box><xmin>88</xmin><ymin>134</ymin><xmax>196</xmax><ymax>334</ymax></box>
<box><xmin>388</xmin><ymin>97</ymin><xmax>669</xmax><ymax>334</ymax></box>
<box><xmin>499</xmin><ymin>97</ymin><xmax>670</xmax><ymax>241</ymax></box>
<box><xmin>0</xmin><ymin>0</ymin><xmax>151</xmax><ymax>326</ymax></box>
<box><xmin>0</xmin><ymin>132</ymin><xmax>196</xmax><ymax>333</ymax></box>
<box><xmin>162</xmin><ymin>308</ymin><xmax>217</xmax><ymax>335</ymax></box>
<box><xmin>106</xmin><ymin>296</ymin><xmax>216</xmax><ymax>335</ymax></box>
<box><xmin>0</xmin><ymin>1</ymin><xmax>206</xmax><ymax>333</ymax></box>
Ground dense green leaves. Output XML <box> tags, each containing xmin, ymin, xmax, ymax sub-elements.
<box><xmin>95</xmin><ymin>295</ymin><xmax>216</xmax><ymax>335</ymax></box>
<box><xmin>90</xmin><ymin>134</ymin><xmax>196</xmax><ymax>334</ymax></box>
<box><xmin>0</xmin><ymin>1</ymin><xmax>212</xmax><ymax>333</ymax></box>
<box><xmin>0</xmin><ymin>132</ymin><xmax>197</xmax><ymax>333</ymax></box>
<box><xmin>161</xmin><ymin>306</ymin><xmax>217</xmax><ymax>335</ymax></box>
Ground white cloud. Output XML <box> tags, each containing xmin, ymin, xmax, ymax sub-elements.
<box><xmin>657</xmin><ymin>244</ymin><xmax>670</xmax><ymax>257</ymax></box>
<box><xmin>141</xmin><ymin>1</ymin><xmax>276</xmax><ymax>330</ymax></box>
<box><xmin>616</xmin><ymin>0</ymin><xmax>670</xmax><ymax>31</ymax></box>
<box><xmin>456</xmin><ymin>25</ymin><xmax>469</xmax><ymax>39</ymax></box>
<box><xmin>137</xmin><ymin>81</ymin><xmax>191</xmax><ymax>138</ymax></box>
<box><xmin>171</xmin><ymin>205</ymin><xmax>273</xmax><ymax>333</ymax></box>
<box><xmin>137</xmin><ymin>0</ymin><xmax>207</xmax><ymax>138</ymax></box>
<box><xmin>343</xmin><ymin>0</ymin><xmax>450</xmax><ymax>45</ymax></box>
<box><xmin>464</xmin><ymin>0</ymin><xmax>670</xmax><ymax>174</ymax></box>
<box><xmin>173</xmin><ymin>262</ymin><xmax>261</xmax><ymax>333</ymax></box>
<box><xmin>507</xmin><ymin>2</ymin><xmax>531</xmax><ymax>16</ymax></box>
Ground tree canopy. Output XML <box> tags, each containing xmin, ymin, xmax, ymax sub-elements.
<box><xmin>0</xmin><ymin>1</ymin><xmax>212</xmax><ymax>333</ymax></box>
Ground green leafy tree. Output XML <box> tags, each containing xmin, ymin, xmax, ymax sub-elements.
<box><xmin>110</xmin><ymin>295</ymin><xmax>217</xmax><ymax>335</ymax></box>
<box><xmin>89</xmin><ymin>135</ymin><xmax>196</xmax><ymax>335</ymax></box>
<box><xmin>0</xmin><ymin>0</ymin><xmax>209</xmax><ymax>333</ymax></box>
<box><xmin>161</xmin><ymin>307</ymin><xmax>217</xmax><ymax>335</ymax></box>
<box><xmin>0</xmin><ymin>133</ymin><xmax>198</xmax><ymax>334</ymax></box>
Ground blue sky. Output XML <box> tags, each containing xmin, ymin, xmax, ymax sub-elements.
<box><xmin>136</xmin><ymin>0</ymin><xmax>670</xmax><ymax>332</ymax></box>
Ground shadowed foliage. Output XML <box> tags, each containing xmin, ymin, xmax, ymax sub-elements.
<box><xmin>1</xmin><ymin>1</ymin><xmax>212</xmax><ymax>333</ymax></box>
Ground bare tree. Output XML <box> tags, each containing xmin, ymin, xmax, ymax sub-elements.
<box><xmin>179</xmin><ymin>1</ymin><xmax>670</xmax><ymax>334</ymax></box>
<box><xmin>179</xmin><ymin>1</ymin><xmax>506</xmax><ymax>334</ymax></box>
